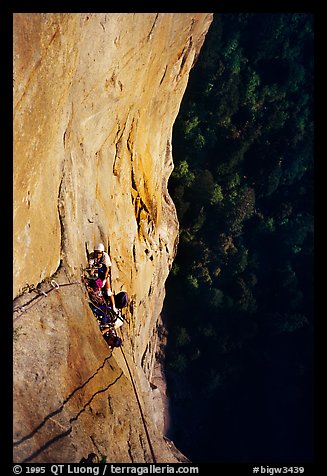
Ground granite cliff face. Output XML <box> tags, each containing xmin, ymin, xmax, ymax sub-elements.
<box><xmin>13</xmin><ymin>13</ymin><xmax>213</xmax><ymax>463</ymax></box>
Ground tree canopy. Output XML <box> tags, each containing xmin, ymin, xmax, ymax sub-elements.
<box><xmin>164</xmin><ymin>13</ymin><xmax>314</xmax><ymax>463</ymax></box>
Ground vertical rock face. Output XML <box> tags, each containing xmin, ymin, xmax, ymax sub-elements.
<box><xmin>13</xmin><ymin>13</ymin><xmax>212</xmax><ymax>463</ymax></box>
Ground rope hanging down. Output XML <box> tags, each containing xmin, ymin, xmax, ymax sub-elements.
<box><xmin>119</xmin><ymin>343</ymin><xmax>157</xmax><ymax>463</ymax></box>
<box><xmin>13</xmin><ymin>280</ymin><xmax>81</xmax><ymax>323</ymax></box>
<box><xmin>13</xmin><ymin>268</ymin><xmax>157</xmax><ymax>463</ymax></box>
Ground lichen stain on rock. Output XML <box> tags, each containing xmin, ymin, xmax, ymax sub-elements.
<box><xmin>13</xmin><ymin>13</ymin><xmax>213</xmax><ymax>463</ymax></box>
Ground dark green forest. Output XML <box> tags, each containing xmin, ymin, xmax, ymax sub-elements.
<box><xmin>164</xmin><ymin>13</ymin><xmax>314</xmax><ymax>463</ymax></box>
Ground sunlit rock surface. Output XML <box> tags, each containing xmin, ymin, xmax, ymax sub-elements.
<box><xmin>13</xmin><ymin>13</ymin><xmax>212</xmax><ymax>462</ymax></box>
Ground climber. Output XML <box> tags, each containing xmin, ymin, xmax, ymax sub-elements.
<box><xmin>88</xmin><ymin>243</ymin><xmax>117</xmax><ymax>313</ymax></box>
<box><xmin>101</xmin><ymin>326</ymin><xmax>123</xmax><ymax>348</ymax></box>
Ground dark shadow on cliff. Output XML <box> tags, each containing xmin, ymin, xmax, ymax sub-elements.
<box><xmin>164</xmin><ymin>12</ymin><xmax>314</xmax><ymax>463</ymax></box>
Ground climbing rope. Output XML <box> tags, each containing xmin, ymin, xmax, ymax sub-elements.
<box><xmin>14</xmin><ymin>263</ymin><xmax>157</xmax><ymax>463</ymax></box>
<box><xmin>13</xmin><ymin>280</ymin><xmax>81</xmax><ymax>323</ymax></box>
<box><xmin>118</xmin><ymin>342</ymin><xmax>157</xmax><ymax>463</ymax></box>
<box><xmin>82</xmin><ymin>263</ymin><xmax>157</xmax><ymax>462</ymax></box>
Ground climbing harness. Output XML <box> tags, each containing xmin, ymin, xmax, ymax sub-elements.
<box><xmin>82</xmin><ymin>261</ymin><xmax>158</xmax><ymax>460</ymax></box>
<box><xmin>14</xmin><ymin>257</ymin><xmax>157</xmax><ymax>463</ymax></box>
